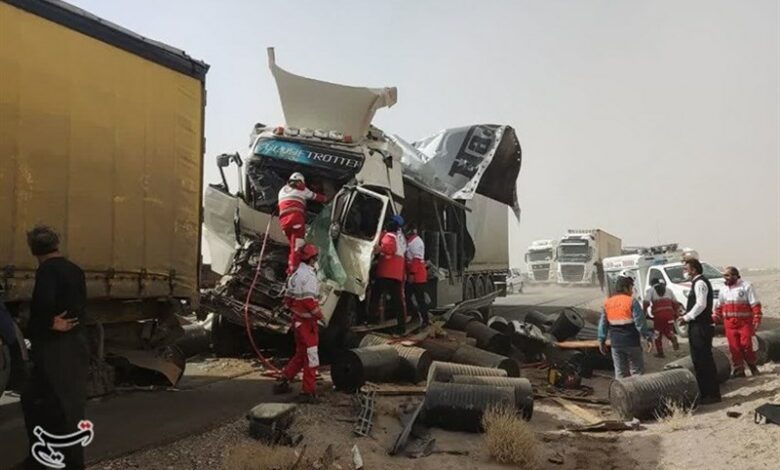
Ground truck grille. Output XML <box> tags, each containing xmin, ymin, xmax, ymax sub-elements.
<box><xmin>532</xmin><ymin>268</ymin><xmax>550</xmax><ymax>280</ymax></box>
<box><xmin>561</xmin><ymin>265</ymin><xmax>585</xmax><ymax>282</ymax></box>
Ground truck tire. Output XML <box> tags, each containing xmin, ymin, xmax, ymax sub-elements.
<box><xmin>463</xmin><ymin>276</ymin><xmax>476</xmax><ymax>300</ymax></box>
<box><xmin>212</xmin><ymin>314</ymin><xmax>244</xmax><ymax>357</ymax></box>
<box><xmin>474</xmin><ymin>276</ymin><xmax>487</xmax><ymax>298</ymax></box>
<box><xmin>320</xmin><ymin>294</ymin><xmax>357</xmax><ymax>364</ymax></box>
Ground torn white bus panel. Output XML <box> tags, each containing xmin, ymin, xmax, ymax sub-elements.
<box><xmin>201</xmin><ymin>49</ymin><xmax>522</xmax><ymax>353</ymax></box>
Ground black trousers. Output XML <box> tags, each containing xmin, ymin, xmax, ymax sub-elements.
<box><xmin>688</xmin><ymin>322</ymin><xmax>721</xmax><ymax>401</ymax></box>
<box><xmin>405</xmin><ymin>283</ymin><xmax>429</xmax><ymax>325</ymax></box>
<box><xmin>368</xmin><ymin>278</ymin><xmax>406</xmax><ymax>333</ymax></box>
<box><xmin>22</xmin><ymin>333</ymin><xmax>89</xmax><ymax>470</ymax></box>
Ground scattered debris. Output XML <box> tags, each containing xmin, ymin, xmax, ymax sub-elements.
<box><xmin>351</xmin><ymin>444</ymin><xmax>364</xmax><ymax>470</ymax></box>
<box><xmin>569</xmin><ymin>418</ymin><xmax>641</xmax><ymax>433</ymax></box>
<box><xmin>551</xmin><ymin>398</ymin><xmax>602</xmax><ymax>425</ymax></box>
<box><xmin>246</xmin><ymin>403</ymin><xmax>302</xmax><ymax>446</ymax></box>
<box><xmin>389</xmin><ymin>400</ymin><xmax>425</xmax><ymax>456</ymax></box>
<box><xmin>754</xmin><ymin>403</ymin><xmax>780</xmax><ymax>425</ymax></box>
<box><xmin>353</xmin><ymin>384</ymin><xmax>378</xmax><ymax>437</ymax></box>
<box><xmin>548</xmin><ymin>453</ymin><xmax>565</xmax><ymax>465</ymax></box>
<box><xmin>610</xmin><ymin>369</ymin><xmax>699</xmax><ymax>420</ymax></box>
<box><xmin>726</xmin><ymin>411</ymin><xmax>742</xmax><ymax>418</ymax></box>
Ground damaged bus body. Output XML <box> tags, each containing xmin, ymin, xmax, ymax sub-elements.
<box><xmin>202</xmin><ymin>48</ymin><xmax>521</xmax><ymax>354</ymax></box>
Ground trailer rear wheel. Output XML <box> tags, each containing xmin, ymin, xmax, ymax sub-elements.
<box><xmin>463</xmin><ymin>276</ymin><xmax>476</xmax><ymax>300</ymax></box>
<box><xmin>212</xmin><ymin>314</ymin><xmax>245</xmax><ymax>357</ymax></box>
<box><xmin>474</xmin><ymin>276</ymin><xmax>487</xmax><ymax>298</ymax></box>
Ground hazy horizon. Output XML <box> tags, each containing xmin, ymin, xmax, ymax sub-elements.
<box><xmin>69</xmin><ymin>0</ymin><xmax>780</xmax><ymax>269</ymax></box>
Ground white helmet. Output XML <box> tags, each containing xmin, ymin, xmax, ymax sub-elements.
<box><xmin>618</xmin><ymin>269</ymin><xmax>636</xmax><ymax>284</ymax></box>
<box><xmin>288</xmin><ymin>172</ymin><xmax>305</xmax><ymax>184</ymax></box>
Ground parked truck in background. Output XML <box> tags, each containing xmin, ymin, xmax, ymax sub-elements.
<box><xmin>556</xmin><ymin>229</ymin><xmax>621</xmax><ymax>285</ymax></box>
<box><xmin>525</xmin><ymin>239</ymin><xmax>557</xmax><ymax>282</ymax></box>
<box><xmin>202</xmin><ymin>49</ymin><xmax>521</xmax><ymax>355</ymax></box>
<box><xmin>0</xmin><ymin>0</ymin><xmax>208</xmax><ymax>394</ymax></box>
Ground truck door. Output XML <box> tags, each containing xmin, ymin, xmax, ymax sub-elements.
<box><xmin>203</xmin><ymin>185</ymin><xmax>239</xmax><ymax>275</ymax></box>
<box><xmin>333</xmin><ymin>187</ymin><xmax>389</xmax><ymax>298</ymax></box>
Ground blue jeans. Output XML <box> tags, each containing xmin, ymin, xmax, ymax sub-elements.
<box><xmin>611</xmin><ymin>345</ymin><xmax>644</xmax><ymax>379</ymax></box>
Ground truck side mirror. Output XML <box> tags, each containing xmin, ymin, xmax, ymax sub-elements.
<box><xmin>216</xmin><ymin>154</ymin><xmax>231</xmax><ymax>168</ymax></box>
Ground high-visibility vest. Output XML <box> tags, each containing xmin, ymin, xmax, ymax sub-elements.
<box><xmin>604</xmin><ymin>294</ymin><xmax>634</xmax><ymax>326</ymax></box>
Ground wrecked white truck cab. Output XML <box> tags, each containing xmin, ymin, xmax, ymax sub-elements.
<box><xmin>203</xmin><ymin>49</ymin><xmax>522</xmax><ymax>353</ymax></box>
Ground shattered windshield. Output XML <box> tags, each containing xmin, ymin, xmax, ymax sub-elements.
<box><xmin>665</xmin><ymin>263</ymin><xmax>723</xmax><ymax>283</ymax></box>
<box><xmin>527</xmin><ymin>250</ymin><xmax>553</xmax><ymax>262</ymax></box>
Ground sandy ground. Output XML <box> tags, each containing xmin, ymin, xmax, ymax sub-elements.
<box><xmin>89</xmin><ymin>272</ymin><xmax>780</xmax><ymax>470</ymax></box>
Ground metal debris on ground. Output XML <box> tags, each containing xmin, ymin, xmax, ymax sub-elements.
<box><xmin>568</xmin><ymin>418</ymin><xmax>642</xmax><ymax>433</ymax></box>
<box><xmin>353</xmin><ymin>383</ymin><xmax>378</xmax><ymax>437</ymax></box>
<box><xmin>389</xmin><ymin>400</ymin><xmax>425</xmax><ymax>456</ymax></box>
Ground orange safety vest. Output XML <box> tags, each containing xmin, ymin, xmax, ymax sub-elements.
<box><xmin>604</xmin><ymin>294</ymin><xmax>635</xmax><ymax>326</ymax></box>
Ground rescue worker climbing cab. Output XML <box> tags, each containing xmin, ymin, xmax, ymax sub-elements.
<box><xmin>202</xmin><ymin>48</ymin><xmax>522</xmax><ymax>354</ymax></box>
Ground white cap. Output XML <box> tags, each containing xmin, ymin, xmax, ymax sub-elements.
<box><xmin>289</xmin><ymin>172</ymin><xmax>305</xmax><ymax>184</ymax></box>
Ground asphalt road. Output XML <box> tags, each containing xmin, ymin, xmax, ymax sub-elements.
<box><xmin>0</xmin><ymin>285</ymin><xmax>603</xmax><ymax>468</ymax></box>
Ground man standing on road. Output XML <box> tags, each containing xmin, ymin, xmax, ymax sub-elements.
<box><xmin>678</xmin><ymin>258</ymin><xmax>721</xmax><ymax>404</ymax></box>
<box><xmin>404</xmin><ymin>223</ymin><xmax>430</xmax><ymax>328</ymax></box>
<box><xmin>594</xmin><ymin>260</ymin><xmax>605</xmax><ymax>292</ymax></box>
<box><xmin>273</xmin><ymin>244</ymin><xmax>322</xmax><ymax>403</ymax></box>
<box><xmin>713</xmin><ymin>266</ymin><xmax>762</xmax><ymax>377</ymax></box>
<box><xmin>21</xmin><ymin>226</ymin><xmax>89</xmax><ymax>470</ymax></box>
<box><xmin>643</xmin><ymin>278</ymin><xmax>681</xmax><ymax>358</ymax></box>
<box><xmin>369</xmin><ymin>215</ymin><xmax>407</xmax><ymax>334</ymax></box>
<box><xmin>277</xmin><ymin>172</ymin><xmax>328</xmax><ymax>275</ymax></box>
<box><xmin>598</xmin><ymin>274</ymin><xmax>654</xmax><ymax>378</ymax></box>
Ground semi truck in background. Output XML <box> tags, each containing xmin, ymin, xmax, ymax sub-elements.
<box><xmin>201</xmin><ymin>48</ymin><xmax>521</xmax><ymax>354</ymax></box>
<box><xmin>556</xmin><ymin>229</ymin><xmax>621</xmax><ymax>285</ymax></box>
<box><xmin>0</xmin><ymin>0</ymin><xmax>208</xmax><ymax>394</ymax></box>
<box><xmin>525</xmin><ymin>239</ymin><xmax>557</xmax><ymax>282</ymax></box>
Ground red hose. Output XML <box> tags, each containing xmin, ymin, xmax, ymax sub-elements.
<box><xmin>243</xmin><ymin>218</ymin><xmax>281</xmax><ymax>374</ymax></box>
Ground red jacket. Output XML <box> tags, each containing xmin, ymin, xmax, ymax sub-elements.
<box><xmin>714</xmin><ymin>279</ymin><xmax>762</xmax><ymax>328</ymax></box>
<box><xmin>284</xmin><ymin>263</ymin><xmax>323</xmax><ymax>321</ymax></box>
<box><xmin>376</xmin><ymin>230</ymin><xmax>406</xmax><ymax>281</ymax></box>
<box><xmin>277</xmin><ymin>183</ymin><xmax>326</xmax><ymax>228</ymax></box>
<box><xmin>405</xmin><ymin>233</ymin><xmax>427</xmax><ymax>284</ymax></box>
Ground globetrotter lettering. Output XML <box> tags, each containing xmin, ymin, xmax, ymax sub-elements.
<box><xmin>256</xmin><ymin>140</ymin><xmax>362</xmax><ymax>170</ymax></box>
<box><xmin>306</xmin><ymin>151</ymin><xmax>361</xmax><ymax>168</ymax></box>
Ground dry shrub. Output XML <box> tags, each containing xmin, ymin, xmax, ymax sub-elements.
<box><xmin>222</xmin><ymin>442</ymin><xmax>299</xmax><ymax>470</ymax></box>
<box><xmin>482</xmin><ymin>405</ymin><xmax>538</xmax><ymax>467</ymax></box>
<box><xmin>654</xmin><ymin>398</ymin><xmax>695</xmax><ymax>430</ymax></box>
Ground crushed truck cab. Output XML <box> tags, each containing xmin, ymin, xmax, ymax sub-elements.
<box><xmin>202</xmin><ymin>48</ymin><xmax>522</xmax><ymax>350</ymax></box>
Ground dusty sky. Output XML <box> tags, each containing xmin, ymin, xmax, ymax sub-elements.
<box><xmin>71</xmin><ymin>0</ymin><xmax>780</xmax><ymax>269</ymax></box>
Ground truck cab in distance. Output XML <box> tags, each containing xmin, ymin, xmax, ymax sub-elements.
<box><xmin>556</xmin><ymin>229</ymin><xmax>621</xmax><ymax>285</ymax></box>
<box><xmin>525</xmin><ymin>239</ymin><xmax>557</xmax><ymax>282</ymax></box>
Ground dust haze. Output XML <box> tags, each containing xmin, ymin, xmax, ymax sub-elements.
<box><xmin>68</xmin><ymin>0</ymin><xmax>780</xmax><ymax>268</ymax></box>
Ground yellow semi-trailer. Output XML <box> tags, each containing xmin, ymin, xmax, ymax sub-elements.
<box><xmin>0</xmin><ymin>0</ymin><xmax>208</xmax><ymax>393</ymax></box>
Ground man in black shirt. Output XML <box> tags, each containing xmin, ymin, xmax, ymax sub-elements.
<box><xmin>678</xmin><ymin>258</ymin><xmax>721</xmax><ymax>405</ymax></box>
<box><xmin>21</xmin><ymin>226</ymin><xmax>89</xmax><ymax>470</ymax></box>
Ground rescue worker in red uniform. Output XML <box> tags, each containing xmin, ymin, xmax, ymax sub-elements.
<box><xmin>404</xmin><ymin>223</ymin><xmax>430</xmax><ymax>327</ymax></box>
<box><xmin>273</xmin><ymin>244</ymin><xmax>322</xmax><ymax>402</ymax></box>
<box><xmin>368</xmin><ymin>215</ymin><xmax>407</xmax><ymax>334</ymax></box>
<box><xmin>643</xmin><ymin>278</ymin><xmax>681</xmax><ymax>358</ymax></box>
<box><xmin>713</xmin><ymin>266</ymin><xmax>763</xmax><ymax>377</ymax></box>
<box><xmin>277</xmin><ymin>172</ymin><xmax>327</xmax><ymax>274</ymax></box>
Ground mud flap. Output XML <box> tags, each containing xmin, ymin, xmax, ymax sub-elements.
<box><xmin>108</xmin><ymin>346</ymin><xmax>186</xmax><ymax>386</ymax></box>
